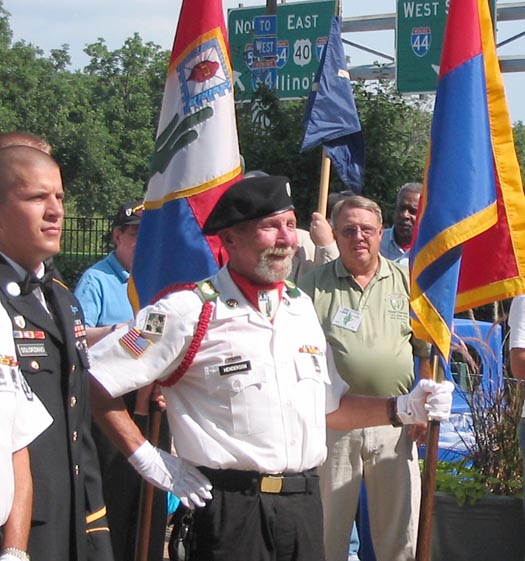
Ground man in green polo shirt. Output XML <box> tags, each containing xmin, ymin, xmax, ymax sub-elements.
<box><xmin>299</xmin><ymin>195</ymin><xmax>430</xmax><ymax>561</ymax></box>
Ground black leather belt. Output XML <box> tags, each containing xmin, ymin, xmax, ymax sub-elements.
<box><xmin>198</xmin><ymin>467</ymin><xmax>318</xmax><ymax>495</ymax></box>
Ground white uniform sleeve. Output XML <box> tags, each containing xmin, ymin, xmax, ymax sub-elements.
<box><xmin>0</xmin><ymin>304</ymin><xmax>52</xmax><ymax>453</ymax></box>
<box><xmin>324</xmin><ymin>344</ymin><xmax>349</xmax><ymax>414</ymax></box>
<box><xmin>89</xmin><ymin>292</ymin><xmax>201</xmax><ymax>397</ymax></box>
<box><xmin>509</xmin><ymin>295</ymin><xmax>525</xmax><ymax>349</ymax></box>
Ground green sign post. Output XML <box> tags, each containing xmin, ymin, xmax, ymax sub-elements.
<box><xmin>396</xmin><ymin>0</ymin><xmax>448</xmax><ymax>93</ymax></box>
<box><xmin>396</xmin><ymin>0</ymin><xmax>496</xmax><ymax>93</ymax></box>
<box><xmin>228</xmin><ymin>0</ymin><xmax>336</xmax><ymax>101</ymax></box>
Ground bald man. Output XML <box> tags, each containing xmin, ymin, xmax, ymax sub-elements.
<box><xmin>0</xmin><ymin>147</ymin><xmax>113</xmax><ymax>561</ymax></box>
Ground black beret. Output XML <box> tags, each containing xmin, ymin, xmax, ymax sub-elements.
<box><xmin>203</xmin><ymin>175</ymin><xmax>294</xmax><ymax>234</ymax></box>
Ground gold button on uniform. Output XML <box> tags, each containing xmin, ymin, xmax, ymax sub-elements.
<box><xmin>72</xmin><ymin>431</ymin><xmax>78</xmax><ymax>441</ymax></box>
<box><xmin>74</xmin><ymin>464</ymin><xmax>80</xmax><ymax>476</ymax></box>
<box><xmin>30</xmin><ymin>360</ymin><xmax>40</xmax><ymax>370</ymax></box>
<box><xmin>70</xmin><ymin>396</ymin><xmax>77</xmax><ymax>408</ymax></box>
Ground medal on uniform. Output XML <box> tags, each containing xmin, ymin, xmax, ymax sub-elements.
<box><xmin>14</xmin><ymin>315</ymin><xmax>26</xmax><ymax>328</ymax></box>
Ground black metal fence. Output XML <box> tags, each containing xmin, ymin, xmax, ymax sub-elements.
<box><xmin>61</xmin><ymin>216</ymin><xmax>112</xmax><ymax>261</ymax></box>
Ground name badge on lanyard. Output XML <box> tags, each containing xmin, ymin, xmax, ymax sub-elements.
<box><xmin>332</xmin><ymin>306</ymin><xmax>363</xmax><ymax>332</ymax></box>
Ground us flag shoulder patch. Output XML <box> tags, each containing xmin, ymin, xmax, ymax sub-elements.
<box><xmin>119</xmin><ymin>328</ymin><xmax>152</xmax><ymax>359</ymax></box>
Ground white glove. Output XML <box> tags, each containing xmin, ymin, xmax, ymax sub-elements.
<box><xmin>0</xmin><ymin>552</ymin><xmax>30</xmax><ymax>561</ymax></box>
<box><xmin>396</xmin><ymin>379</ymin><xmax>454</xmax><ymax>424</ymax></box>
<box><xmin>129</xmin><ymin>441</ymin><xmax>213</xmax><ymax>509</ymax></box>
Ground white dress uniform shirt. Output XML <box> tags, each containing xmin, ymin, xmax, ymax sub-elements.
<box><xmin>0</xmin><ymin>304</ymin><xmax>53</xmax><ymax>526</ymax></box>
<box><xmin>508</xmin><ymin>294</ymin><xmax>525</xmax><ymax>418</ymax></box>
<box><xmin>379</xmin><ymin>227</ymin><xmax>410</xmax><ymax>268</ymax></box>
<box><xmin>90</xmin><ymin>266</ymin><xmax>348</xmax><ymax>474</ymax></box>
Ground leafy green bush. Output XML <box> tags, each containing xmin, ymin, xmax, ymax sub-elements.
<box><xmin>432</xmin><ymin>460</ymin><xmax>522</xmax><ymax>506</ymax></box>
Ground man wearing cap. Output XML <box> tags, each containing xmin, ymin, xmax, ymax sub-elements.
<box><xmin>75</xmin><ymin>200</ymin><xmax>143</xmax><ymax>346</ymax></box>
<box><xmin>75</xmin><ymin>200</ymin><xmax>167</xmax><ymax>561</ymax></box>
<box><xmin>88</xmin><ymin>175</ymin><xmax>453</xmax><ymax>561</ymax></box>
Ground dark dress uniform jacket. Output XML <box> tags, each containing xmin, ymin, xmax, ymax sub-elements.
<box><xmin>0</xmin><ymin>257</ymin><xmax>114</xmax><ymax>561</ymax></box>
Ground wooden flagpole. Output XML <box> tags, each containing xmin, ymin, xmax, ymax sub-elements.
<box><xmin>415</xmin><ymin>354</ymin><xmax>442</xmax><ymax>561</ymax></box>
<box><xmin>318</xmin><ymin>149</ymin><xmax>331</xmax><ymax>215</ymax></box>
<box><xmin>134</xmin><ymin>403</ymin><xmax>163</xmax><ymax>561</ymax></box>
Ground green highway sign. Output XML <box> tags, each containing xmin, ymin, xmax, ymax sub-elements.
<box><xmin>228</xmin><ymin>0</ymin><xmax>336</xmax><ymax>101</ymax></box>
<box><xmin>396</xmin><ymin>0</ymin><xmax>448</xmax><ymax>93</ymax></box>
<box><xmin>396</xmin><ymin>0</ymin><xmax>496</xmax><ymax>94</ymax></box>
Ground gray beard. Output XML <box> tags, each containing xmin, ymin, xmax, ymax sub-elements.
<box><xmin>254</xmin><ymin>247</ymin><xmax>294</xmax><ymax>283</ymax></box>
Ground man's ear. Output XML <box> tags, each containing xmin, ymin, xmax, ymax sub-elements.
<box><xmin>218</xmin><ymin>228</ymin><xmax>235</xmax><ymax>248</ymax></box>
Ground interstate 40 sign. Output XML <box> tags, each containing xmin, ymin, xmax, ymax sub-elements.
<box><xmin>228</xmin><ymin>0</ymin><xmax>336</xmax><ymax>101</ymax></box>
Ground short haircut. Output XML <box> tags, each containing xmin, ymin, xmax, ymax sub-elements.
<box><xmin>0</xmin><ymin>131</ymin><xmax>52</xmax><ymax>154</ymax></box>
<box><xmin>0</xmin><ymin>146</ymin><xmax>58</xmax><ymax>203</ymax></box>
<box><xmin>331</xmin><ymin>195</ymin><xmax>383</xmax><ymax>229</ymax></box>
<box><xmin>396</xmin><ymin>182</ymin><xmax>422</xmax><ymax>204</ymax></box>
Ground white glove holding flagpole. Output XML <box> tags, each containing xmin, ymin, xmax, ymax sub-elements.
<box><xmin>129</xmin><ymin>441</ymin><xmax>213</xmax><ymax>509</ymax></box>
<box><xmin>396</xmin><ymin>379</ymin><xmax>454</xmax><ymax>424</ymax></box>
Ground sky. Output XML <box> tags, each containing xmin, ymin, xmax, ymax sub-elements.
<box><xmin>4</xmin><ymin>0</ymin><xmax>525</xmax><ymax>123</ymax></box>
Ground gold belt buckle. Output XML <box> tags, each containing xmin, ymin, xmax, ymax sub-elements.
<box><xmin>260</xmin><ymin>475</ymin><xmax>283</xmax><ymax>493</ymax></box>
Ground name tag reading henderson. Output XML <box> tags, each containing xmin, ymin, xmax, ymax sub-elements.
<box><xmin>219</xmin><ymin>360</ymin><xmax>252</xmax><ymax>376</ymax></box>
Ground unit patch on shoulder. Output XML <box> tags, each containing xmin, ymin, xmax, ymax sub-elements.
<box><xmin>143</xmin><ymin>312</ymin><xmax>167</xmax><ymax>336</ymax></box>
<box><xmin>196</xmin><ymin>280</ymin><xmax>219</xmax><ymax>301</ymax></box>
<box><xmin>119</xmin><ymin>328</ymin><xmax>152</xmax><ymax>359</ymax></box>
<box><xmin>284</xmin><ymin>279</ymin><xmax>301</xmax><ymax>298</ymax></box>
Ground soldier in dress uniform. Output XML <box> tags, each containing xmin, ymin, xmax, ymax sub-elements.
<box><xmin>88</xmin><ymin>175</ymin><xmax>453</xmax><ymax>561</ymax></box>
<box><xmin>0</xmin><ymin>146</ymin><xmax>114</xmax><ymax>561</ymax></box>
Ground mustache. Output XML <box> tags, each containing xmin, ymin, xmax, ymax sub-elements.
<box><xmin>261</xmin><ymin>247</ymin><xmax>295</xmax><ymax>258</ymax></box>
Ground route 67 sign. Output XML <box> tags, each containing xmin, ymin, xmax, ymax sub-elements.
<box><xmin>411</xmin><ymin>26</ymin><xmax>432</xmax><ymax>57</ymax></box>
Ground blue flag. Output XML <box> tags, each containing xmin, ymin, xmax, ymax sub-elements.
<box><xmin>410</xmin><ymin>0</ymin><xmax>525</xmax><ymax>362</ymax></box>
<box><xmin>301</xmin><ymin>16</ymin><xmax>364</xmax><ymax>192</ymax></box>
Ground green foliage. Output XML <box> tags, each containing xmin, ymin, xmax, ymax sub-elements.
<box><xmin>237</xmin><ymin>81</ymin><xmax>432</xmax><ymax>226</ymax></box>
<box><xmin>513</xmin><ymin>121</ymin><xmax>525</xmax><ymax>181</ymax></box>
<box><xmin>0</xmin><ymin>4</ymin><xmax>522</xmax><ymax>223</ymax></box>
<box><xmin>53</xmin><ymin>254</ymin><xmax>99</xmax><ymax>289</ymax></box>
<box><xmin>430</xmin><ymin>332</ymin><xmax>524</xmax><ymax>504</ymax></box>
<box><xmin>432</xmin><ymin>460</ymin><xmax>522</xmax><ymax>506</ymax></box>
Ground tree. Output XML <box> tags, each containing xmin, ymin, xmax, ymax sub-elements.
<box><xmin>513</xmin><ymin>121</ymin><xmax>525</xmax><ymax>181</ymax></box>
<box><xmin>237</xmin><ymin>81</ymin><xmax>432</xmax><ymax>225</ymax></box>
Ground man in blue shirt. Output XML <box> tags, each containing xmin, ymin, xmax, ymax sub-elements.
<box><xmin>379</xmin><ymin>183</ymin><xmax>421</xmax><ymax>268</ymax></box>
<box><xmin>75</xmin><ymin>200</ymin><xmax>168</xmax><ymax>561</ymax></box>
<box><xmin>75</xmin><ymin>200</ymin><xmax>142</xmax><ymax>345</ymax></box>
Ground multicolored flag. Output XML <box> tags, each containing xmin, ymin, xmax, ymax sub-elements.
<box><xmin>301</xmin><ymin>16</ymin><xmax>365</xmax><ymax>192</ymax></box>
<box><xmin>410</xmin><ymin>0</ymin><xmax>525</xmax><ymax>362</ymax></box>
<box><xmin>129</xmin><ymin>0</ymin><xmax>242</xmax><ymax>309</ymax></box>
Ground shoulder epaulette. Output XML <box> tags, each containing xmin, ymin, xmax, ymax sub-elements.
<box><xmin>284</xmin><ymin>279</ymin><xmax>301</xmax><ymax>298</ymax></box>
<box><xmin>52</xmin><ymin>278</ymin><xmax>69</xmax><ymax>290</ymax></box>
<box><xmin>195</xmin><ymin>280</ymin><xmax>220</xmax><ymax>301</ymax></box>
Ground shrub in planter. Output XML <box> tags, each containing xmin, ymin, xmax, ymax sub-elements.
<box><xmin>428</xmin><ymin>329</ymin><xmax>525</xmax><ymax>561</ymax></box>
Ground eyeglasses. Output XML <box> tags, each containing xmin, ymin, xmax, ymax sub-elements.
<box><xmin>340</xmin><ymin>225</ymin><xmax>380</xmax><ymax>239</ymax></box>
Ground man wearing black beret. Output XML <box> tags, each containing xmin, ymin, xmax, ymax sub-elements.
<box><xmin>88</xmin><ymin>175</ymin><xmax>453</xmax><ymax>561</ymax></box>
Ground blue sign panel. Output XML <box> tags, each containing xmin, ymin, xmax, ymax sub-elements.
<box><xmin>251</xmin><ymin>67</ymin><xmax>278</xmax><ymax>90</ymax></box>
<box><xmin>253</xmin><ymin>14</ymin><xmax>278</xmax><ymax>36</ymax></box>
<box><xmin>410</xmin><ymin>26</ymin><xmax>432</xmax><ymax>58</ymax></box>
<box><xmin>253</xmin><ymin>36</ymin><xmax>278</xmax><ymax>58</ymax></box>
